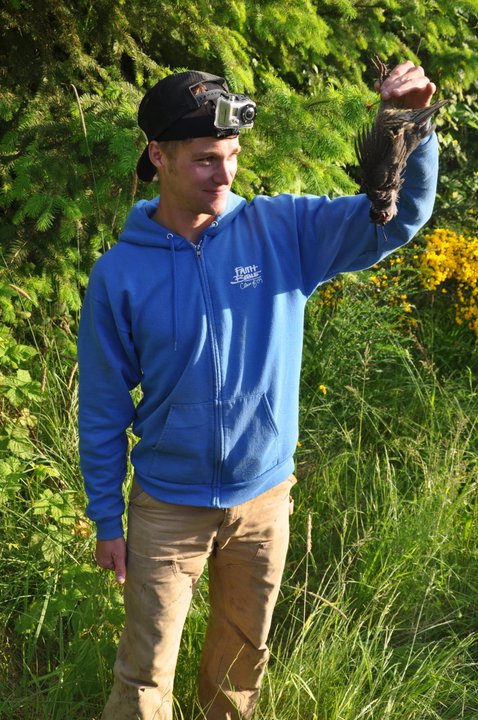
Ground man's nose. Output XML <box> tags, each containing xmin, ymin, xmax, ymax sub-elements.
<box><xmin>214</xmin><ymin>161</ymin><xmax>233</xmax><ymax>185</ymax></box>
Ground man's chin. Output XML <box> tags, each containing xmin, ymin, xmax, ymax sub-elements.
<box><xmin>203</xmin><ymin>191</ymin><xmax>229</xmax><ymax>216</ymax></box>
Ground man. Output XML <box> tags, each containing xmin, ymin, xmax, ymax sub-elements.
<box><xmin>78</xmin><ymin>63</ymin><xmax>439</xmax><ymax>719</ymax></box>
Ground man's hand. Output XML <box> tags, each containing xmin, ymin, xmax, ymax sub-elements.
<box><xmin>95</xmin><ymin>537</ymin><xmax>127</xmax><ymax>584</ymax></box>
<box><xmin>376</xmin><ymin>61</ymin><xmax>436</xmax><ymax>109</ymax></box>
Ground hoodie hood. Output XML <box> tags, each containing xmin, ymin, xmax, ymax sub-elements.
<box><xmin>119</xmin><ymin>191</ymin><xmax>247</xmax><ymax>248</ymax></box>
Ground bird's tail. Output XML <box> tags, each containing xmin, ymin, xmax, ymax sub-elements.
<box><xmin>409</xmin><ymin>98</ymin><xmax>449</xmax><ymax>125</ymax></box>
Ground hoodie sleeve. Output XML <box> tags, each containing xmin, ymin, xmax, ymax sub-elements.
<box><xmin>78</xmin><ymin>264</ymin><xmax>142</xmax><ymax>540</ymax></box>
<box><xmin>294</xmin><ymin>132</ymin><xmax>439</xmax><ymax>296</ymax></box>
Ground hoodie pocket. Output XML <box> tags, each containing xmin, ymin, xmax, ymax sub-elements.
<box><xmin>148</xmin><ymin>393</ymin><xmax>279</xmax><ymax>485</ymax></box>
<box><xmin>222</xmin><ymin>393</ymin><xmax>279</xmax><ymax>482</ymax></box>
<box><xmin>149</xmin><ymin>401</ymin><xmax>215</xmax><ymax>483</ymax></box>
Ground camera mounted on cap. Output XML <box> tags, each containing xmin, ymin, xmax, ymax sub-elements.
<box><xmin>190</xmin><ymin>82</ymin><xmax>256</xmax><ymax>131</ymax></box>
<box><xmin>214</xmin><ymin>95</ymin><xmax>256</xmax><ymax>130</ymax></box>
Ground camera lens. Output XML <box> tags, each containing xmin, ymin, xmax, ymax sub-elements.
<box><xmin>241</xmin><ymin>105</ymin><xmax>256</xmax><ymax>123</ymax></box>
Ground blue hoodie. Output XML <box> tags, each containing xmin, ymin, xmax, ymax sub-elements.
<box><xmin>78</xmin><ymin>134</ymin><xmax>438</xmax><ymax>540</ymax></box>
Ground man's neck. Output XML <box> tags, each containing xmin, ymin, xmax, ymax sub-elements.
<box><xmin>152</xmin><ymin>202</ymin><xmax>215</xmax><ymax>244</ymax></box>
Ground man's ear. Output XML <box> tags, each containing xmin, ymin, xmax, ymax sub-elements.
<box><xmin>148</xmin><ymin>141</ymin><xmax>165</xmax><ymax>171</ymax></box>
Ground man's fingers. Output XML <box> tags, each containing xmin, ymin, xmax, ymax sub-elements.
<box><xmin>95</xmin><ymin>554</ymin><xmax>115</xmax><ymax>570</ymax></box>
<box><xmin>385</xmin><ymin>77</ymin><xmax>433</xmax><ymax>98</ymax></box>
<box><xmin>112</xmin><ymin>551</ymin><xmax>126</xmax><ymax>585</ymax></box>
<box><xmin>381</xmin><ymin>73</ymin><xmax>427</xmax><ymax>96</ymax></box>
<box><xmin>94</xmin><ymin>537</ymin><xmax>127</xmax><ymax>583</ymax></box>
<box><xmin>378</xmin><ymin>62</ymin><xmax>436</xmax><ymax>108</ymax></box>
<box><xmin>386</xmin><ymin>60</ymin><xmax>423</xmax><ymax>82</ymax></box>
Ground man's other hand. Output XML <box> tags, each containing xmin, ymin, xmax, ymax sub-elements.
<box><xmin>95</xmin><ymin>537</ymin><xmax>127</xmax><ymax>584</ymax></box>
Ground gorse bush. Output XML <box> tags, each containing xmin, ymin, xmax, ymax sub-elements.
<box><xmin>311</xmin><ymin>226</ymin><xmax>478</xmax><ymax>344</ymax></box>
<box><xmin>420</xmin><ymin>227</ymin><xmax>478</xmax><ymax>338</ymax></box>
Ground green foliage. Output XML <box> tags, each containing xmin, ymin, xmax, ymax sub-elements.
<box><xmin>434</xmin><ymin>85</ymin><xmax>478</xmax><ymax>235</ymax></box>
<box><xmin>1</xmin><ymin>2</ymin><xmax>478</xmax><ymax>717</ymax></box>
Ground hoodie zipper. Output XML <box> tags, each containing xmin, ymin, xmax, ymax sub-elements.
<box><xmin>193</xmin><ymin>232</ymin><xmax>223</xmax><ymax>507</ymax></box>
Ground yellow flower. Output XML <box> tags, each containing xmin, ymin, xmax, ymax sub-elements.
<box><xmin>319</xmin><ymin>384</ymin><xmax>327</xmax><ymax>395</ymax></box>
<box><xmin>420</xmin><ymin>227</ymin><xmax>478</xmax><ymax>338</ymax></box>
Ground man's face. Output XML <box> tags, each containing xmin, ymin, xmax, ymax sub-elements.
<box><xmin>155</xmin><ymin>135</ymin><xmax>241</xmax><ymax>220</ymax></box>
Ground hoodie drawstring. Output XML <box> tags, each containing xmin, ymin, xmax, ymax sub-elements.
<box><xmin>167</xmin><ymin>233</ymin><xmax>178</xmax><ymax>351</ymax></box>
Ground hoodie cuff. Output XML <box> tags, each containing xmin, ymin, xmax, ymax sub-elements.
<box><xmin>418</xmin><ymin>130</ymin><xmax>435</xmax><ymax>148</ymax></box>
<box><xmin>95</xmin><ymin>516</ymin><xmax>124</xmax><ymax>541</ymax></box>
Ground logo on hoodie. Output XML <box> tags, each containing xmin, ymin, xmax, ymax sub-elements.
<box><xmin>230</xmin><ymin>264</ymin><xmax>263</xmax><ymax>289</ymax></box>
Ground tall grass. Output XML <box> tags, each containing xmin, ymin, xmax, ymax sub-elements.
<box><xmin>1</xmin><ymin>276</ymin><xmax>477</xmax><ymax>718</ymax></box>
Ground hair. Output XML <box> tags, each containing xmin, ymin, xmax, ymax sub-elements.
<box><xmin>158</xmin><ymin>138</ymin><xmax>193</xmax><ymax>159</ymax></box>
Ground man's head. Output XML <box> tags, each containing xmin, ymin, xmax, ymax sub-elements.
<box><xmin>148</xmin><ymin>134</ymin><xmax>241</xmax><ymax>222</ymax></box>
<box><xmin>136</xmin><ymin>70</ymin><xmax>256</xmax><ymax>182</ymax></box>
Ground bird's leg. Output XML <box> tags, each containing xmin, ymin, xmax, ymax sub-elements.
<box><xmin>372</xmin><ymin>55</ymin><xmax>390</xmax><ymax>87</ymax></box>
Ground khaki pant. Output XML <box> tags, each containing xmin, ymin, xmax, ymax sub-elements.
<box><xmin>102</xmin><ymin>476</ymin><xmax>295</xmax><ymax>720</ymax></box>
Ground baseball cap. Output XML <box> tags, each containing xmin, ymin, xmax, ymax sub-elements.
<box><xmin>136</xmin><ymin>70</ymin><xmax>239</xmax><ymax>182</ymax></box>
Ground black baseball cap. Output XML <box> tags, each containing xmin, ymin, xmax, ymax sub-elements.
<box><xmin>136</xmin><ymin>70</ymin><xmax>239</xmax><ymax>181</ymax></box>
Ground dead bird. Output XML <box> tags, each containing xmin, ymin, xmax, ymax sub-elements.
<box><xmin>355</xmin><ymin>57</ymin><xmax>448</xmax><ymax>225</ymax></box>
